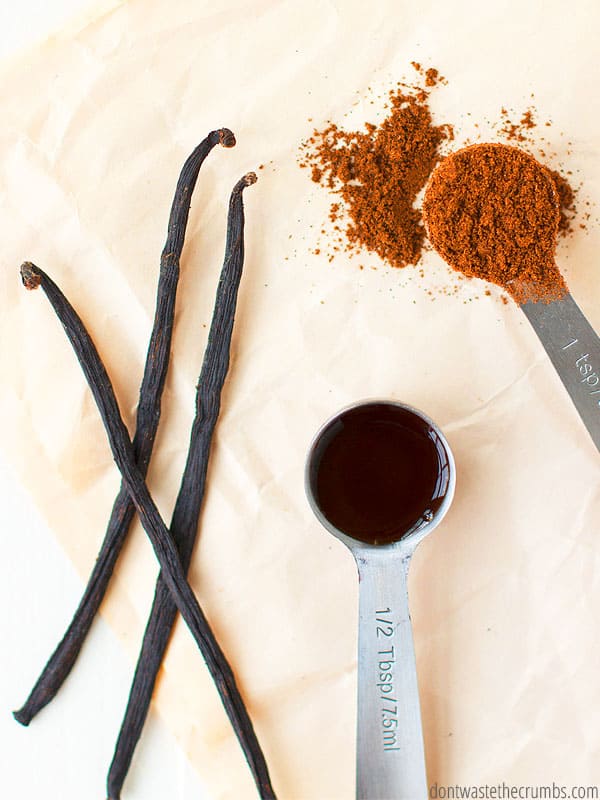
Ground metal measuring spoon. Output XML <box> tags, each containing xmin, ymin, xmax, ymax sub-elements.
<box><xmin>305</xmin><ymin>400</ymin><xmax>455</xmax><ymax>800</ymax></box>
<box><xmin>424</xmin><ymin>143</ymin><xmax>600</xmax><ymax>453</ymax></box>
<box><xmin>520</xmin><ymin>294</ymin><xmax>600</xmax><ymax>451</ymax></box>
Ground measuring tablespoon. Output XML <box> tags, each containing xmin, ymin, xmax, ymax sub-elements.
<box><xmin>306</xmin><ymin>401</ymin><xmax>455</xmax><ymax>800</ymax></box>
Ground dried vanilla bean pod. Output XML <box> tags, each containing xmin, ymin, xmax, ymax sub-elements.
<box><xmin>18</xmin><ymin>229</ymin><xmax>275</xmax><ymax>799</ymax></box>
<box><xmin>107</xmin><ymin>173</ymin><xmax>257</xmax><ymax>799</ymax></box>
<box><xmin>13</xmin><ymin>129</ymin><xmax>235</xmax><ymax>727</ymax></box>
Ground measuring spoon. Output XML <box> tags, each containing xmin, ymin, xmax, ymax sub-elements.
<box><xmin>520</xmin><ymin>292</ymin><xmax>600</xmax><ymax>451</ymax></box>
<box><xmin>423</xmin><ymin>142</ymin><xmax>600</xmax><ymax>453</ymax></box>
<box><xmin>305</xmin><ymin>400</ymin><xmax>455</xmax><ymax>800</ymax></box>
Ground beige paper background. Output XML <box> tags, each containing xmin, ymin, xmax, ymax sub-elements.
<box><xmin>1</xmin><ymin>1</ymin><xmax>600</xmax><ymax>798</ymax></box>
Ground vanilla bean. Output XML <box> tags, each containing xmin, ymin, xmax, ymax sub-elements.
<box><xmin>13</xmin><ymin>129</ymin><xmax>235</xmax><ymax>727</ymax></box>
<box><xmin>18</xmin><ymin>200</ymin><xmax>276</xmax><ymax>798</ymax></box>
<box><xmin>107</xmin><ymin>172</ymin><xmax>258</xmax><ymax>799</ymax></box>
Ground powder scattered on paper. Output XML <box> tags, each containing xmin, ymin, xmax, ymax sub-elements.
<box><xmin>299</xmin><ymin>63</ymin><xmax>584</xmax><ymax>302</ymax></box>
<box><xmin>298</xmin><ymin>70</ymin><xmax>453</xmax><ymax>269</ymax></box>
<box><xmin>498</xmin><ymin>106</ymin><xmax>537</xmax><ymax>142</ymax></box>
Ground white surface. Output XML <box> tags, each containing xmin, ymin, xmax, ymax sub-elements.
<box><xmin>0</xmin><ymin>0</ymin><xmax>95</xmax><ymax>60</ymax></box>
<box><xmin>0</xmin><ymin>449</ymin><xmax>211</xmax><ymax>798</ymax></box>
<box><xmin>0</xmin><ymin>6</ymin><xmax>209</xmax><ymax>799</ymax></box>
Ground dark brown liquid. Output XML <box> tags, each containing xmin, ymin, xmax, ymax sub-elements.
<box><xmin>309</xmin><ymin>403</ymin><xmax>451</xmax><ymax>545</ymax></box>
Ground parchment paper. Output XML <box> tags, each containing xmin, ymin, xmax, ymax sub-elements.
<box><xmin>1</xmin><ymin>1</ymin><xmax>600</xmax><ymax>798</ymax></box>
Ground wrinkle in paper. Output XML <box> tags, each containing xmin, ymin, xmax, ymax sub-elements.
<box><xmin>1</xmin><ymin>1</ymin><xmax>600</xmax><ymax>798</ymax></box>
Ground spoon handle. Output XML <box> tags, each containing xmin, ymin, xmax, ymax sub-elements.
<box><xmin>521</xmin><ymin>292</ymin><xmax>600</xmax><ymax>452</ymax></box>
<box><xmin>353</xmin><ymin>548</ymin><xmax>427</xmax><ymax>800</ymax></box>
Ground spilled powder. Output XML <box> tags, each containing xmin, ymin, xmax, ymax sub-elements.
<box><xmin>298</xmin><ymin>73</ymin><xmax>453</xmax><ymax>269</ymax></box>
<box><xmin>499</xmin><ymin>106</ymin><xmax>537</xmax><ymax>142</ymax></box>
<box><xmin>299</xmin><ymin>65</ymin><xmax>583</xmax><ymax>302</ymax></box>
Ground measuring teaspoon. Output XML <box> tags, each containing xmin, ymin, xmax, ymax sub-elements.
<box><xmin>305</xmin><ymin>400</ymin><xmax>455</xmax><ymax>800</ymax></box>
<box><xmin>519</xmin><ymin>293</ymin><xmax>600</xmax><ymax>451</ymax></box>
<box><xmin>424</xmin><ymin>142</ymin><xmax>600</xmax><ymax>453</ymax></box>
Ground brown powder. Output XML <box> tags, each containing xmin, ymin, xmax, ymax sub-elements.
<box><xmin>496</xmin><ymin>106</ymin><xmax>577</xmax><ymax>234</ymax></box>
<box><xmin>499</xmin><ymin>106</ymin><xmax>537</xmax><ymax>142</ymax></box>
<box><xmin>299</xmin><ymin>81</ymin><xmax>452</xmax><ymax>268</ymax></box>
<box><xmin>423</xmin><ymin>143</ymin><xmax>567</xmax><ymax>304</ymax></box>
<box><xmin>425</xmin><ymin>67</ymin><xmax>441</xmax><ymax>87</ymax></box>
<box><xmin>549</xmin><ymin>168</ymin><xmax>576</xmax><ymax>234</ymax></box>
<box><xmin>299</xmin><ymin>67</ymin><xmax>581</xmax><ymax>303</ymax></box>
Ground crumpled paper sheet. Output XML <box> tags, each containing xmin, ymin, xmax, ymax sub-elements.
<box><xmin>1</xmin><ymin>1</ymin><xmax>600</xmax><ymax>798</ymax></box>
